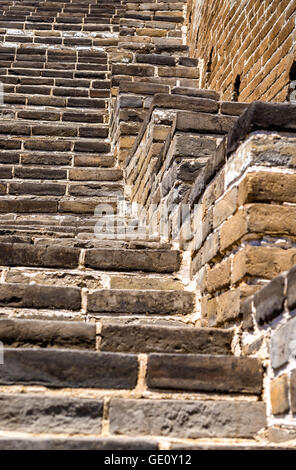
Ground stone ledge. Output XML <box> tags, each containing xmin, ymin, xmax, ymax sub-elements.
<box><xmin>227</xmin><ymin>101</ymin><xmax>296</xmax><ymax>156</ymax></box>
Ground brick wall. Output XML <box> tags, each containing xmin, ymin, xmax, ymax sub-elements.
<box><xmin>186</xmin><ymin>0</ymin><xmax>296</xmax><ymax>102</ymax></box>
<box><xmin>242</xmin><ymin>266</ymin><xmax>296</xmax><ymax>433</ymax></box>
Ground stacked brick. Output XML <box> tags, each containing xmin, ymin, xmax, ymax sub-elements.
<box><xmin>124</xmin><ymin>92</ymin><xmax>247</xmax><ymax>253</ymax></box>
<box><xmin>186</xmin><ymin>0</ymin><xmax>296</xmax><ymax>102</ymax></box>
<box><xmin>110</xmin><ymin>0</ymin><xmax>201</xmax><ymax>166</ymax></box>
<box><xmin>240</xmin><ymin>265</ymin><xmax>296</xmax><ymax>441</ymax></box>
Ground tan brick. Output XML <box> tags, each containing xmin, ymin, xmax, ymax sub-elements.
<box><xmin>206</xmin><ymin>258</ymin><xmax>231</xmax><ymax>294</ymax></box>
<box><xmin>219</xmin><ymin>209</ymin><xmax>248</xmax><ymax>252</ymax></box>
<box><xmin>270</xmin><ymin>375</ymin><xmax>290</xmax><ymax>416</ymax></box>
<box><xmin>213</xmin><ymin>187</ymin><xmax>238</xmax><ymax>229</ymax></box>
<box><xmin>119</xmin><ymin>136</ymin><xmax>136</xmax><ymax>149</ymax></box>
<box><xmin>202</xmin><ymin>230</ymin><xmax>219</xmax><ymax>265</ymax></box>
<box><xmin>247</xmin><ymin>204</ymin><xmax>296</xmax><ymax>236</ymax></box>
<box><xmin>239</xmin><ymin>172</ymin><xmax>296</xmax><ymax>204</ymax></box>
<box><xmin>136</xmin><ymin>28</ymin><xmax>167</xmax><ymax>37</ymax></box>
<box><xmin>246</xmin><ymin>246</ymin><xmax>296</xmax><ymax>279</ymax></box>
<box><xmin>216</xmin><ymin>289</ymin><xmax>241</xmax><ymax>325</ymax></box>
<box><xmin>231</xmin><ymin>249</ymin><xmax>247</xmax><ymax>284</ymax></box>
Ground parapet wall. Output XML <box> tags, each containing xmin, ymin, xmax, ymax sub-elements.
<box><xmin>123</xmin><ymin>100</ymin><xmax>296</xmax><ymax>331</ymax></box>
<box><xmin>186</xmin><ymin>0</ymin><xmax>296</xmax><ymax>102</ymax></box>
<box><xmin>241</xmin><ymin>266</ymin><xmax>296</xmax><ymax>439</ymax></box>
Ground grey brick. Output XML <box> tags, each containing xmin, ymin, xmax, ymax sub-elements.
<box><xmin>0</xmin><ymin>394</ymin><xmax>102</xmax><ymax>434</ymax></box>
<box><xmin>109</xmin><ymin>399</ymin><xmax>266</xmax><ymax>438</ymax></box>
<box><xmin>254</xmin><ymin>274</ymin><xmax>285</xmax><ymax>325</ymax></box>
<box><xmin>147</xmin><ymin>354</ymin><xmax>263</xmax><ymax>394</ymax></box>
<box><xmin>0</xmin><ymin>349</ymin><xmax>138</xmax><ymax>389</ymax></box>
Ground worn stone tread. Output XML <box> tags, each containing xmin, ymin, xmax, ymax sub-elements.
<box><xmin>0</xmin><ymin>349</ymin><xmax>138</xmax><ymax>389</ymax></box>
<box><xmin>0</xmin><ymin>394</ymin><xmax>103</xmax><ymax>434</ymax></box>
<box><xmin>109</xmin><ymin>399</ymin><xmax>266</xmax><ymax>438</ymax></box>
<box><xmin>84</xmin><ymin>248</ymin><xmax>181</xmax><ymax>273</ymax></box>
<box><xmin>0</xmin><ymin>319</ymin><xmax>96</xmax><ymax>349</ymax></box>
<box><xmin>0</xmin><ymin>437</ymin><xmax>157</xmax><ymax>450</ymax></box>
<box><xmin>147</xmin><ymin>354</ymin><xmax>263</xmax><ymax>394</ymax></box>
<box><xmin>100</xmin><ymin>323</ymin><xmax>233</xmax><ymax>354</ymax></box>
<box><xmin>87</xmin><ymin>289</ymin><xmax>195</xmax><ymax>314</ymax></box>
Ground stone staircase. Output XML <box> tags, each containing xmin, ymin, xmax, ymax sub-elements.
<box><xmin>0</xmin><ymin>0</ymin><xmax>284</xmax><ymax>451</ymax></box>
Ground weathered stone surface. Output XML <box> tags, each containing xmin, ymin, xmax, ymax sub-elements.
<box><xmin>254</xmin><ymin>274</ymin><xmax>285</xmax><ymax>325</ymax></box>
<box><xmin>110</xmin><ymin>276</ymin><xmax>183</xmax><ymax>291</ymax></box>
<box><xmin>0</xmin><ymin>319</ymin><xmax>96</xmax><ymax>349</ymax></box>
<box><xmin>87</xmin><ymin>289</ymin><xmax>194</xmax><ymax>314</ymax></box>
<box><xmin>172</xmin><ymin>133</ymin><xmax>217</xmax><ymax>158</ymax></box>
<box><xmin>109</xmin><ymin>399</ymin><xmax>266</xmax><ymax>438</ymax></box>
<box><xmin>176</xmin><ymin>111</ymin><xmax>237</xmax><ymax>134</ymax></box>
<box><xmin>0</xmin><ymin>243</ymin><xmax>80</xmax><ymax>268</ymax></box>
<box><xmin>100</xmin><ymin>324</ymin><xmax>232</xmax><ymax>354</ymax></box>
<box><xmin>154</xmin><ymin>93</ymin><xmax>219</xmax><ymax>113</ymax></box>
<box><xmin>0</xmin><ymin>394</ymin><xmax>102</xmax><ymax>434</ymax></box>
<box><xmin>268</xmin><ymin>426</ymin><xmax>296</xmax><ymax>444</ymax></box>
<box><xmin>271</xmin><ymin>316</ymin><xmax>296</xmax><ymax>370</ymax></box>
<box><xmin>227</xmin><ymin>102</ymin><xmax>296</xmax><ymax>156</ymax></box>
<box><xmin>0</xmin><ymin>438</ymin><xmax>157</xmax><ymax>450</ymax></box>
<box><xmin>119</xmin><ymin>80</ymin><xmax>169</xmax><ymax>95</ymax></box>
<box><xmin>242</xmin><ymin>173</ymin><xmax>296</xmax><ymax>204</ymax></box>
<box><xmin>220</xmin><ymin>101</ymin><xmax>249</xmax><ymax>116</ymax></box>
<box><xmin>0</xmin><ymin>349</ymin><xmax>138</xmax><ymax>389</ymax></box>
<box><xmin>147</xmin><ymin>354</ymin><xmax>263</xmax><ymax>394</ymax></box>
<box><xmin>84</xmin><ymin>249</ymin><xmax>180</xmax><ymax>273</ymax></box>
<box><xmin>0</xmin><ymin>283</ymin><xmax>81</xmax><ymax>310</ymax></box>
<box><xmin>172</xmin><ymin>87</ymin><xmax>219</xmax><ymax>100</ymax></box>
<box><xmin>0</xmin><ymin>198</ymin><xmax>58</xmax><ymax>214</ymax></box>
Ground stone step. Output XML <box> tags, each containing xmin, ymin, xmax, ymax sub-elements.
<box><xmin>0</xmin><ymin>318</ymin><xmax>96</xmax><ymax>349</ymax></box>
<box><xmin>87</xmin><ymin>289</ymin><xmax>195</xmax><ymax>315</ymax></box>
<box><xmin>146</xmin><ymin>354</ymin><xmax>263</xmax><ymax>394</ymax></box>
<box><xmin>98</xmin><ymin>321</ymin><xmax>233</xmax><ymax>354</ymax></box>
<box><xmin>0</xmin><ymin>318</ymin><xmax>233</xmax><ymax>355</ymax></box>
<box><xmin>0</xmin><ymin>283</ymin><xmax>194</xmax><ymax>315</ymax></box>
<box><xmin>3</xmin><ymin>84</ymin><xmax>109</xmax><ymax>98</ymax></box>
<box><xmin>0</xmin><ymin>283</ymin><xmax>82</xmax><ymax>310</ymax></box>
<box><xmin>0</xmin><ymin>394</ymin><xmax>103</xmax><ymax>434</ymax></box>
<box><xmin>0</xmin><ymin>121</ymin><xmax>109</xmax><ymax>138</ymax></box>
<box><xmin>84</xmin><ymin>248</ymin><xmax>181</xmax><ymax>273</ymax></box>
<box><xmin>0</xmin><ymin>243</ymin><xmax>180</xmax><ymax>273</ymax></box>
<box><xmin>0</xmin><ymin>437</ymin><xmax>157</xmax><ymax>450</ymax></box>
<box><xmin>0</xmin><ymin>22</ymin><xmax>117</xmax><ymax>32</ymax></box>
<box><xmin>0</xmin><ymin>197</ymin><xmax>119</xmax><ymax>215</ymax></box>
<box><xmin>0</xmin><ymin>151</ymin><xmax>115</xmax><ymax>168</ymax></box>
<box><xmin>109</xmin><ymin>399</ymin><xmax>266</xmax><ymax>439</ymax></box>
<box><xmin>0</xmin><ymin>165</ymin><xmax>121</xmax><ymax>180</ymax></box>
<box><xmin>3</xmin><ymin>67</ymin><xmax>110</xmax><ymax>80</ymax></box>
<box><xmin>0</xmin><ymin>76</ymin><xmax>109</xmax><ymax>90</ymax></box>
<box><xmin>3</xmin><ymin>94</ymin><xmax>108</xmax><ymax>110</ymax></box>
<box><xmin>0</xmin><ymin>348</ymin><xmax>261</xmax><ymax>394</ymax></box>
<box><xmin>0</xmin><ymin>349</ymin><xmax>138</xmax><ymax>389</ymax></box>
<box><xmin>0</xmin><ymin>106</ymin><xmax>108</xmax><ymax>123</ymax></box>
<box><xmin>2</xmin><ymin>268</ymin><xmax>181</xmax><ymax>291</ymax></box>
<box><xmin>2</xmin><ymin>182</ymin><xmax>122</xmax><ymax>197</ymax></box>
<box><xmin>0</xmin><ymin>137</ymin><xmax>111</xmax><ymax>154</ymax></box>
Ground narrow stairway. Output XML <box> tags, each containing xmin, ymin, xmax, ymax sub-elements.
<box><xmin>0</xmin><ymin>0</ymin><xmax>271</xmax><ymax>450</ymax></box>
